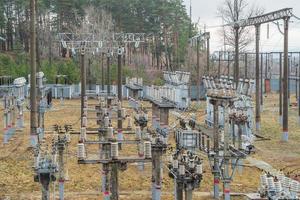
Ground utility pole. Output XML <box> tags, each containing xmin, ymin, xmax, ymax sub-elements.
<box><xmin>279</xmin><ymin>53</ymin><xmax>282</xmax><ymax>124</ymax></box>
<box><xmin>189</xmin><ymin>0</ymin><xmax>192</xmax><ymax>38</ymax></box>
<box><xmin>80</xmin><ymin>47</ymin><xmax>86</xmax><ymax>127</ymax></box>
<box><xmin>218</xmin><ymin>51</ymin><xmax>221</xmax><ymax>77</ymax></box>
<box><xmin>255</xmin><ymin>25</ymin><xmax>261</xmax><ymax>134</ymax></box>
<box><xmin>234</xmin><ymin>0</ymin><xmax>239</xmax><ymax>86</ymax></box>
<box><xmin>196</xmin><ymin>37</ymin><xmax>200</xmax><ymax>101</ymax></box>
<box><xmin>107</xmin><ymin>51</ymin><xmax>111</xmax><ymax>106</ymax></box>
<box><xmin>298</xmin><ymin>52</ymin><xmax>300</xmax><ymax>124</ymax></box>
<box><xmin>101</xmin><ymin>52</ymin><xmax>105</xmax><ymax>91</ymax></box>
<box><xmin>245</xmin><ymin>53</ymin><xmax>248</xmax><ymax>78</ymax></box>
<box><xmin>260</xmin><ymin>53</ymin><xmax>263</xmax><ymax>111</ymax></box>
<box><xmin>282</xmin><ymin>17</ymin><xmax>289</xmax><ymax>141</ymax></box>
<box><xmin>30</xmin><ymin>0</ymin><xmax>37</xmax><ymax>146</ymax></box>
<box><xmin>207</xmin><ymin>36</ymin><xmax>210</xmax><ymax>74</ymax></box>
<box><xmin>227</xmin><ymin>52</ymin><xmax>230</xmax><ymax>77</ymax></box>
<box><xmin>212</xmin><ymin>101</ymin><xmax>220</xmax><ymax>199</ymax></box>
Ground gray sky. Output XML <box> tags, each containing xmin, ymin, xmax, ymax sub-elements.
<box><xmin>182</xmin><ymin>0</ymin><xmax>300</xmax><ymax>52</ymax></box>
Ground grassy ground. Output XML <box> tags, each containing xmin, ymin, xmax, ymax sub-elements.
<box><xmin>0</xmin><ymin>93</ymin><xmax>299</xmax><ymax>199</ymax></box>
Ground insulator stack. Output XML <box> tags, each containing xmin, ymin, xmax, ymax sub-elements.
<box><xmin>260</xmin><ymin>174</ymin><xmax>267</xmax><ymax>186</ymax></box>
<box><xmin>144</xmin><ymin>141</ymin><xmax>151</xmax><ymax>158</ymax></box>
<box><xmin>104</xmin><ymin>116</ymin><xmax>109</xmax><ymax>128</ymax></box>
<box><xmin>179</xmin><ymin>164</ymin><xmax>185</xmax><ymax>176</ymax></box>
<box><xmin>111</xmin><ymin>142</ymin><xmax>119</xmax><ymax>159</ymax></box>
<box><xmin>138</xmin><ymin>143</ymin><xmax>144</xmax><ymax>157</ymax></box>
<box><xmin>267</xmin><ymin>177</ymin><xmax>275</xmax><ymax>190</ymax></box>
<box><xmin>127</xmin><ymin>117</ymin><xmax>132</xmax><ymax>128</ymax></box>
<box><xmin>135</xmin><ymin>126</ymin><xmax>142</xmax><ymax>140</ymax></box>
<box><xmin>173</xmin><ymin>159</ymin><xmax>179</xmax><ymax>169</ymax></box>
<box><xmin>34</xmin><ymin>155</ymin><xmax>40</xmax><ymax>168</ymax></box>
<box><xmin>274</xmin><ymin>181</ymin><xmax>282</xmax><ymax>193</ymax></box>
<box><xmin>277</xmin><ymin>172</ymin><xmax>284</xmax><ymax>182</ymax></box>
<box><xmin>196</xmin><ymin>164</ymin><xmax>203</xmax><ymax>174</ymax></box>
<box><xmin>188</xmin><ymin>159</ymin><xmax>195</xmax><ymax>168</ymax></box>
<box><xmin>282</xmin><ymin>177</ymin><xmax>291</xmax><ymax>189</ymax></box>
<box><xmin>107</xmin><ymin>127</ymin><xmax>114</xmax><ymax>139</ymax></box>
<box><xmin>206</xmin><ymin>137</ymin><xmax>210</xmax><ymax>152</ymax></box>
<box><xmin>80</xmin><ymin>127</ymin><xmax>86</xmax><ymax>141</ymax></box>
<box><xmin>77</xmin><ymin>143</ymin><xmax>86</xmax><ymax>160</ymax></box>
<box><xmin>82</xmin><ymin>116</ymin><xmax>87</xmax><ymax>127</ymax></box>
<box><xmin>121</xmin><ymin>108</ymin><xmax>126</xmax><ymax>118</ymax></box>
<box><xmin>65</xmin><ymin>133</ymin><xmax>71</xmax><ymax>143</ymax></box>
<box><xmin>290</xmin><ymin>180</ymin><xmax>299</xmax><ymax>192</ymax></box>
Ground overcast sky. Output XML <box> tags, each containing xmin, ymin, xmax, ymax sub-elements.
<box><xmin>182</xmin><ymin>0</ymin><xmax>300</xmax><ymax>53</ymax></box>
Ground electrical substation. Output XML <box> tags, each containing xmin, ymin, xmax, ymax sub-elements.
<box><xmin>1</xmin><ymin>1</ymin><xmax>300</xmax><ymax>200</ymax></box>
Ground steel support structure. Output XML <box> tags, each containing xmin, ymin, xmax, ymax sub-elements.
<box><xmin>233</xmin><ymin>8</ymin><xmax>293</xmax><ymax>137</ymax></box>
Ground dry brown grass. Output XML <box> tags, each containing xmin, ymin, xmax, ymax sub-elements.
<box><xmin>0</xmin><ymin>93</ymin><xmax>299</xmax><ymax>199</ymax></box>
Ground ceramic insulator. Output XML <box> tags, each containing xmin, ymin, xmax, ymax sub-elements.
<box><xmin>144</xmin><ymin>141</ymin><xmax>151</xmax><ymax>158</ymax></box>
<box><xmin>77</xmin><ymin>143</ymin><xmax>86</xmax><ymax>160</ymax></box>
<box><xmin>111</xmin><ymin>142</ymin><xmax>119</xmax><ymax>159</ymax></box>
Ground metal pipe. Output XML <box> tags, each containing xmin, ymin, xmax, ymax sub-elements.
<box><xmin>282</xmin><ymin>18</ymin><xmax>289</xmax><ymax>141</ymax></box>
<box><xmin>255</xmin><ymin>25</ymin><xmax>261</xmax><ymax>134</ymax></box>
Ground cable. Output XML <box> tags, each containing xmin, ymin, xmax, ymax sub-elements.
<box><xmin>292</xmin><ymin>14</ymin><xmax>300</xmax><ymax>21</ymax></box>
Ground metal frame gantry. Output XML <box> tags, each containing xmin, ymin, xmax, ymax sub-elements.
<box><xmin>232</xmin><ymin>8</ymin><xmax>293</xmax><ymax>141</ymax></box>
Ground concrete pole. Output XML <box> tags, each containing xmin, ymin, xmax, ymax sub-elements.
<box><xmin>279</xmin><ymin>53</ymin><xmax>282</xmax><ymax>124</ymax></box>
<box><xmin>102</xmin><ymin>164</ymin><xmax>110</xmax><ymax>200</ymax></box>
<box><xmin>298</xmin><ymin>52</ymin><xmax>300</xmax><ymax>124</ymax></box>
<box><xmin>117</xmin><ymin>49</ymin><xmax>123</xmax><ymax>143</ymax></box>
<box><xmin>213</xmin><ymin>101</ymin><xmax>220</xmax><ymax>199</ymax></box>
<box><xmin>255</xmin><ymin>25</ymin><xmax>261</xmax><ymax>134</ymax></box>
<box><xmin>102</xmin><ymin>52</ymin><xmax>105</xmax><ymax>91</ymax></box>
<box><xmin>30</xmin><ymin>0</ymin><xmax>38</xmax><ymax>146</ymax></box>
<box><xmin>260</xmin><ymin>53</ymin><xmax>263</xmax><ymax>111</ymax></box>
<box><xmin>218</xmin><ymin>51</ymin><xmax>221</xmax><ymax>77</ymax></box>
<box><xmin>107</xmin><ymin>52</ymin><xmax>111</xmax><ymax>95</ymax></box>
<box><xmin>58</xmin><ymin>145</ymin><xmax>65</xmax><ymax>200</ymax></box>
<box><xmin>196</xmin><ymin>38</ymin><xmax>200</xmax><ymax>101</ymax></box>
<box><xmin>223</xmin><ymin>103</ymin><xmax>230</xmax><ymax>200</ymax></box>
<box><xmin>185</xmin><ymin>184</ymin><xmax>193</xmax><ymax>200</ymax></box>
<box><xmin>110</xmin><ymin>163</ymin><xmax>119</xmax><ymax>200</ymax></box>
<box><xmin>282</xmin><ymin>18</ymin><xmax>289</xmax><ymax>142</ymax></box>
<box><xmin>80</xmin><ymin>52</ymin><xmax>86</xmax><ymax>127</ymax></box>
<box><xmin>227</xmin><ymin>52</ymin><xmax>230</xmax><ymax>78</ymax></box>
<box><xmin>207</xmin><ymin>37</ymin><xmax>210</xmax><ymax>75</ymax></box>
<box><xmin>152</xmin><ymin>150</ymin><xmax>162</xmax><ymax>200</ymax></box>
<box><xmin>245</xmin><ymin>53</ymin><xmax>248</xmax><ymax>79</ymax></box>
<box><xmin>175</xmin><ymin>181</ymin><xmax>183</xmax><ymax>200</ymax></box>
<box><xmin>41</xmin><ymin>174</ymin><xmax>50</xmax><ymax>200</ymax></box>
<box><xmin>234</xmin><ymin>28</ymin><xmax>239</xmax><ymax>87</ymax></box>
